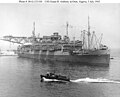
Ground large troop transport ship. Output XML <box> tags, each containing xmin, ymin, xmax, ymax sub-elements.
<box><xmin>17</xmin><ymin>19</ymin><xmax>110</xmax><ymax>66</ymax></box>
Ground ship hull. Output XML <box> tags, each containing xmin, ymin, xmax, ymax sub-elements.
<box><xmin>18</xmin><ymin>53</ymin><xmax>110</xmax><ymax>66</ymax></box>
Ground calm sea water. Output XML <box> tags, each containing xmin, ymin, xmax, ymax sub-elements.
<box><xmin>0</xmin><ymin>49</ymin><xmax>120</xmax><ymax>97</ymax></box>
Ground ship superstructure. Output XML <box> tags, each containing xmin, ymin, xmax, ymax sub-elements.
<box><xmin>17</xmin><ymin>18</ymin><xmax>110</xmax><ymax>66</ymax></box>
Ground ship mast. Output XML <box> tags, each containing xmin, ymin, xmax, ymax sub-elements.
<box><xmin>32</xmin><ymin>22</ymin><xmax>36</xmax><ymax>43</ymax></box>
<box><xmin>66</xmin><ymin>21</ymin><xmax>69</xmax><ymax>37</ymax></box>
<box><xmin>88</xmin><ymin>16</ymin><xmax>91</xmax><ymax>49</ymax></box>
<box><xmin>32</xmin><ymin>22</ymin><xmax>35</xmax><ymax>38</ymax></box>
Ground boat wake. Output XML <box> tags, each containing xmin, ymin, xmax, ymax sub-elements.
<box><xmin>70</xmin><ymin>78</ymin><xmax>120</xmax><ymax>84</ymax></box>
<box><xmin>41</xmin><ymin>77</ymin><xmax>69</xmax><ymax>83</ymax></box>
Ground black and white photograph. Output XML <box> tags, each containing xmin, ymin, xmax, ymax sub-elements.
<box><xmin>0</xmin><ymin>1</ymin><xmax>120</xmax><ymax>97</ymax></box>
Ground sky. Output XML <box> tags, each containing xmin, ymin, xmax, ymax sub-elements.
<box><xmin>0</xmin><ymin>3</ymin><xmax>120</xmax><ymax>50</ymax></box>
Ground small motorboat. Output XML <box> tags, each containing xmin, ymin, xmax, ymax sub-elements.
<box><xmin>110</xmin><ymin>57</ymin><xmax>114</xmax><ymax>59</ymax></box>
<box><xmin>40</xmin><ymin>72</ymin><xmax>70</xmax><ymax>82</ymax></box>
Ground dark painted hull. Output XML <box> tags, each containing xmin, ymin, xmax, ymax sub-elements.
<box><xmin>40</xmin><ymin>75</ymin><xmax>70</xmax><ymax>82</ymax></box>
<box><xmin>18</xmin><ymin>53</ymin><xmax>110</xmax><ymax>66</ymax></box>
